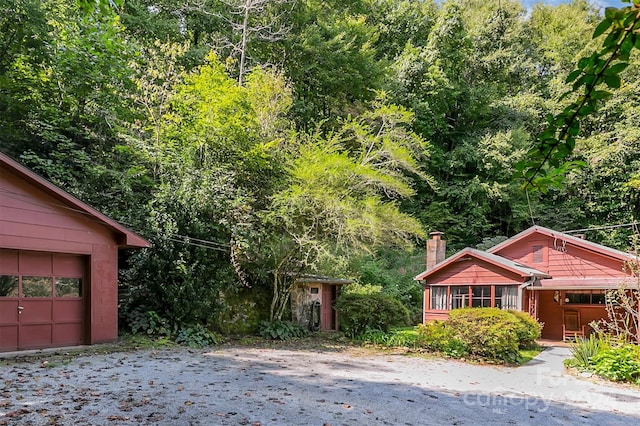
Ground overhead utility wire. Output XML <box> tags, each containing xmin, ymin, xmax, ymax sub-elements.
<box><xmin>563</xmin><ymin>221</ymin><xmax>640</xmax><ymax>234</ymax></box>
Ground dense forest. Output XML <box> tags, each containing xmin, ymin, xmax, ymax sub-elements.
<box><xmin>1</xmin><ymin>0</ymin><xmax>638</xmax><ymax>333</ymax></box>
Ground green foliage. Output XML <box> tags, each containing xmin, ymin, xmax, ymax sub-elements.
<box><xmin>350</xmin><ymin>249</ymin><xmax>425</xmax><ymax>324</ymax></box>
<box><xmin>592</xmin><ymin>344</ymin><xmax>640</xmax><ymax>383</ymax></box>
<box><xmin>446</xmin><ymin>308</ymin><xmax>528</xmax><ymax>362</ymax></box>
<box><xmin>334</xmin><ymin>293</ymin><xmax>410</xmax><ymax>338</ymax></box>
<box><xmin>258</xmin><ymin>320</ymin><xmax>307</xmax><ymax>340</ymax></box>
<box><xmin>415</xmin><ymin>321</ymin><xmax>467</xmax><ymax>358</ymax></box>
<box><xmin>507</xmin><ymin>310</ymin><xmax>544</xmax><ymax>348</ymax></box>
<box><xmin>566</xmin><ymin>334</ymin><xmax>640</xmax><ymax>384</ymax></box>
<box><xmin>285</xmin><ymin>3</ymin><xmax>384</xmax><ymax>127</ymax></box>
<box><xmin>260</xmin><ymin>97</ymin><xmax>429</xmax><ymax>321</ymax></box>
<box><xmin>175</xmin><ymin>324</ymin><xmax>221</xmax><ymax>348</ymax></box>
<box><xmin>359</xmin><ymin>328</ymin><xmax>421</xmax><ymax>348</ymax></box>
<box><xmin>125</xmin><ymin>308</ymin><xmax>174</xmax><ymax>337</ymax></box>
<box><xmin>519</xmin><ymin>2</ymin><xmax>640</xmax><ymax>191</ymax></box>
<box><xmin>123</xmin><ymin>307</ymin><xmax>219</xmax><ymax>348</ymax></box>
<box><xmin>3</xmin><ymin>0</ymin><xmax>639</xmax><ymax>346</ymax></box>
<box><xmin>566</xmin><ymin>333</ymin><xmax>609</xmax><ymax>370</ymax></box>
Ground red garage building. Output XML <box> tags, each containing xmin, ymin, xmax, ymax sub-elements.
<box><xmin>0</xmin><ymin>152</ymin><xmax>149</xmax><ymax>352</ymax></box>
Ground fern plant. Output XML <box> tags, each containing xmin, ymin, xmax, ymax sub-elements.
<box><xmin>258</xmin><ymin>320</ymin><xmax>307</xmax><ymax>340</ymax></box>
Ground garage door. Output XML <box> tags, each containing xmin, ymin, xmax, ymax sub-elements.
<box><xmin>0</xmin><ymin>250</ymin><xmax>85</xmax><ymax>352</ymax></box>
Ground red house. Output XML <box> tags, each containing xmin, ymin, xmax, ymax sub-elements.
<box><xmin>0</xmin><ymin>152</ymin><xmax>149</xmax><ymax>352</ymax></box>
<box><xmin>415</xmin><ymin>227</ymin><xmax>638</xmax><ymax>340</ymax></box>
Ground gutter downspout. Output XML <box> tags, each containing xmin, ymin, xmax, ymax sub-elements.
<box><xmin>517</xmin><ymin>277</ymin><xmax>536</xmax><ymax>311</ymax></box>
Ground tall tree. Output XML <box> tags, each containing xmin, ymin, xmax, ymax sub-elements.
<box><xmin>258</xmin><ymin>98</ymin><xmax>430</xmax><ymax>320</ymax></box>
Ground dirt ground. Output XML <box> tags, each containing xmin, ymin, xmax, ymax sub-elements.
<box><xmin>1</xmin><ymin>342</ymin><xmax>640</xmax><ymax>425</ymax></box>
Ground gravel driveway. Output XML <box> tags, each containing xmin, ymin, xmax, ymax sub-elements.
<box><xmin>1</xmin><ymin>343</ymin><xmax>640</xmax><ymax>425</ymax></box>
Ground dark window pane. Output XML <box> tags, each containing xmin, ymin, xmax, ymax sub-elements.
<box><xmin>0</xmin><ymin>275</ymin><xmax>19</xmax><ymax>297</ymax></box>
<box><xmin>56</xmin><ymin>278</ymin><xmax>82</xmax><ymax>297</ymax></box>
<box><xmin>566</xmin><ymin>292</ymin><xmax>591</xmax><ymax>304</ymax></box>
<box><xmin>472</xmin><ymin>286</ymin><xmax>490</xmax><ymax>297</ymax></box>
<box><xmin>22</xmin><ymin>276</ymin><xmax>52</xmax><ymax>297</ymax></box>
<box><xmin>591</xmin><ymin>292</ymin><xmax>606</xmax><ymax>304</ymax></box>
<box><xmin>471</xmin><ymin>286</ymin><xmax>491</xmax><ymax>308</ymax></box>
<box><xmin>450</xmin><ymin>286</ymin><xmax>468</xmax><ymax>309</ymax></box>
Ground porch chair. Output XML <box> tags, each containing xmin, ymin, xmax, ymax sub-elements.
<box><xmin>562</xmin><ymin>309</ymin><xmax>586</xmax><ymax>341</ymax></box>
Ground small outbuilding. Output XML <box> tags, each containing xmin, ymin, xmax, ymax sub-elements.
<box><xmin>290</xmin><ymin>275</ymin><xmax>351</xmax><ymax>331</ymax></box>
<box><xmin>0</xmin><ymin>152</ymin><xmax>149</xmax><ymax>352</ymax></box>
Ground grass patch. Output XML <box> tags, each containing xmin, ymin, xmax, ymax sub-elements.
<box><xmin>518</xmin><ymin>346</ymin><xmax>544</xmax><ymax>365</ymax></box>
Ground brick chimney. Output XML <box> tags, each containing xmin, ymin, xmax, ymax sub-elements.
<box><xmin>426</xmin><ymin>231</ymin><xmax>446</xmax><ymax>270</ymax></box>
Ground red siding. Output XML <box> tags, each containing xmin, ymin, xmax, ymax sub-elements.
<box><xmin>494</xmin><ymin>235</ymin><xmax>626</xmax><ymax>279</ymax></box>
<box><xmin>536</xmin><ymin>290</ymin><xmax>607</xmax><ymax>340</ymax></box>
<box><xmin>426</xmin><ymin>258</ymin><xmax>525</xmax><ymax>285</ymax></box>
<box><xmin>537</xmin><ymin>291</ymin><xmax>562</xmax><ymax>340</ymax></box>
<box><xmin>0</xmin><ymin>160</ymin><xmax>131</xmax><ymax>351</ymax></box>
<box><xmin>424</xmin><ymin>311</ymin><xmax>449</xmax><ymax>322</ymax></box>
<box><xmin>88</xmin><ymin>245</ymin><xmax>119</xmax><ymax>344</ymax></box>
<box><xmin>1</xmin><ymin>171</ymin><xmax>114</xmax><ymax>252</ymax></box>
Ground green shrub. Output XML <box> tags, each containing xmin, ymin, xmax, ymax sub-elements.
<box><xmin>126</xmin><ymin>308</ymin><xmax>174</xmax><ymax>337</ymax></box>
<box><xmin>592</xmin><ymin>344</ymin><xmax>640</xmax><ymax>383</ymax></box>
<box><xmin>175</xmin><ymin>323</ymin><xmax>221</xmax><ymax>348</ymax></box>
<box><xmin>416</xmin><ymin>321</ymin><xmax>467</xmax><ymax>357</ymax></box>
<box><xmin>258</xmin><ymin>320</ymin><xmax>307</xmax><ymax>340</ymax></box>
<box><xmin>385</xmin><ymin>329</ymin><xmax>421</xmax><ymax>348</ymax></box>
<box><xmin>566</xmin><ymin>334</ymin><xmax>608</xmax><ymax>370</ymax></box>
<box><xmin>360</xmin><ymin>328</ymin><xmax>421</xmax><ymax>348</ymax></box>
<box><xmin>507</xmin><ymin>310</ymin><xmax>543</xmax><ymax>348</ymax></box>
<box><xmin>335</xmin><ymin>293</ymin><xmax>410</xmax><ymax>338</ymax></box>
<box><xmin>360</xmin><ymin>328</ymin><xmax>391</xmax><ymax>345</ymax></box>
<box><xmin>447</xmin><ymin>308</ymin><xmax>521</xmax><ymax>362</ymax></box>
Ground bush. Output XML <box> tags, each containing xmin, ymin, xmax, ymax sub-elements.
<box><xmin>507</xmin><ymin>310</ymin><xmax>543</xmax><ymax>348</ymax></box>
<box><xmin>566</xmin><ymin>334</ymin><xmax>609</xmax><ymax>370</ymax></box>
<box><xmin>447</xmin><ymin>308</ymin><xmax>522</xmax><ymax>362</ymax></box>
<box><xmin>334</xmin><ymin>293</ymin><xmax>410</xmax><ymax>338</ymax></box>
<box><xmin>416</xmin><ymin>321</ymin><xmax>467</xmax><ymax>357</ymax></box>
<box><xmin>122</xmin><ymin>307</ymin><xmax>220</xmax><ymax>348</ymax></box>
<box><xmin>175</xmin><ymin>323</ymin><xmax>221</xmax><ymax>348</ymax></box>
<box><xmin>592</xmin><ymin>344</ymin><xmax>640</xmax><ymax>383</ymax></box>
<box><xmin>126</xmin><ymin>308</ymin><xmax>174</xmax><ymax>337</ymax></box>
<box><xmin>385</xmin><ymin>329</ymin><xmax>421</xmax><ymax>348</ymax></box>
<box><xmin>360</xmin><ymin>328</ymin><xmax>421</xmax><ymax>348</ymax></box>
<box><xmin>258</xmin><ymin>320</ymin><xmax>307</xmax><ymax>340</ymax></box>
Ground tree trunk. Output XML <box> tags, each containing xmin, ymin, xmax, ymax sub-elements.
<box><xmin>238</xmin><ymin>0</ymin><xmax>250</xmax><ymax>86</ymax></box>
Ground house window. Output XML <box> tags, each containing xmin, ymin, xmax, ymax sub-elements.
<box><xmin>310</xmin><ymin>287</ymin><xmax>319</xmax><ymax>294</ymax></box>
<box><xmin>532</xmin><ymin>245</ymin><xmax>544</xmax><ymax>263</ymax></box>
<box><xmin>494</xmin><ymin>286</ymin><xmax>518</xmax><ymax>309</ymax></box>
<box><xmin>472</xmin><ymin>286</ymin><xmax>491</xmax><ymax>307</ymax></box>
<box><xmin>450</xmin><ymin>286</ymin><xmax>468</xmax><ymax>309</ymax></box>
<box><xmin>565</xmin><ymin>290</ymin><xmax>605</xmax><ymax>305</ymax></box>
<box><xmin>431</xmin><ymin>287</ymin><xmax>448</xmax><ymax>310</ymax></box>
<box><xmin>427</xmin><ymin>284</ymin><xmax>519</xmax><ymax>311</ymax></box>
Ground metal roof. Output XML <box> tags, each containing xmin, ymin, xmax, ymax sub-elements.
<box><xmin>488</xmin><ymin>225</ymin><xmax>637</xmax><ymax>262</ymax></box>
<box><xmin>294</xmin><ymin>274</ymin><xmax>352</xmax><ymax>284</ymax></box>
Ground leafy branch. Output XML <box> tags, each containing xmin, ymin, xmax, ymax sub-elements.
<box><xmin>518</xmin><ymin>2</ymin><xmax>640</xmax><ymax>192</ymax></box>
